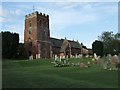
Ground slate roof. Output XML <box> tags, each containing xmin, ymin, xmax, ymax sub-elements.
<box><xmin>50</xmin><ymin>37</ymin><xmax>82</xmax><ymax>49</ymax></box>
<box><xmin>50</xmin><ymin>38</ymin><xmax>63</xmax><ymax>47</ymax></box>
<box><xmin>68</xmin><ymin>40</ymin><xmax>81</xmax><ymax>49</ymax></box>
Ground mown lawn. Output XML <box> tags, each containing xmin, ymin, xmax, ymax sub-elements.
<box><xmin>2</xmin><ymin>58</ymin><xmax>118</xmax><ymax>88</ymax></box>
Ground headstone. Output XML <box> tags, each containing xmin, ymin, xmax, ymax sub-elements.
<box><xmin>55</xmin><ymin>55</ymin><xmax>58</xmax><ymax>61</ymax></box>
<box><xmin>80</xmin><ymin>63</ymin><xmax>85</xmax><ymax>68</ymax></box>
<box><xmin>75</xmin><ymin>54</ymin><xmax>77</xmax><ymax>58</ymax></box>
<box><xmin>78</xmin><ymin>54</ymin><xmax>82</xmax><ymax>58</ymax></box>
<box><xmin>36</xmin><ymin>54</ymin><xmax>38</xmax><ymax>59</ymax></box>
<box><xmin>29</xmin><ymin>55</ymin><xmax>33</xmax><ymax>60</ymax></box>
<box><xmin>94</xmin><ymin>53</ymin><xmax>97</xmax><ymax>59</ymax></box>
<box><xmin>107</xmin><ymin>54</ymin><xmax>112</xmax><ymax>61</ymax></box>
<box><xmin>85</xmin><ymin>55</ymin><xmax>89</xmax><ymax>58</ymax></box>
<box><xmin>59</xmin><ymin>56</ymin><xmax>61</xmax><ymax>62</ymax></box>
<box><xmin>111</xmin><ymin>55</ymin><xmax>119</xmax><ymax>65</ymax></box>
<box><xmin>66</xmin><ymin>55</ymin><xmax>68</xmax><ymax>60</ymax></box>
<box><xmin>87</xmin><ymin>61</ymin><xmax>90</xmax><ymax>64</ymax></box>
<box><xmin>92</xmin><ymin>58</ymin><xmax>95</xmax><ymax>61</ymax></box>
<box><xmin>38</xmin><ymin>54</ymin><xmax>40</xmax><ymax>58</ymax></box>
<box><xmin>36</xmin><ymin>54</ymin><xmax>40</xmax><ymax>59</ymax></box>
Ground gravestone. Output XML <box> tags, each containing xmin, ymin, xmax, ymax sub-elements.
<box><xmin>103</xmin><ymin>54</ymin><xmax>120</xmax><ymax>70</ymax></box>
<box><xmin>107</xmin><ymin>54</ymin><xmax>112</xmax><ymax>61</ymax></box>
<box><xmin>55</xmin><ymin>55</ymin><xmax>58</xmax><ymax>61</ymax></box>
<box><xmin>111</xmin><ymin>55</ymin><xmax>119</xmax><ymax>65</ymax></box>
<box><xmin>75</xmin><ymin>54</ymin><xmax>77</xmax><ymax>58</ymax></box>
<box><xmin>94</xmin><ymin>53</ymin><xmax>97</xmax><ymax>59</ymax></box>
<box><xmin>29</xmin><ymin>55</ymin><xmax>33</xmax><ymax>60</ymax></box>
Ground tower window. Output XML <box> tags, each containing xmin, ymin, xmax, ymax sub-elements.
<box><xmin>39</xmin><ymin>20</ymin><xmax>42</xmax><ymax>26</ymax></box>
<box><xmin>28</xmin><ymin>28</ymin><xmax>32</xmax><ymax>34</ymax></box>
<box><xmin>29</xmin><ymin>20</ymin><xmax>32</xmax><ymax>27</ymax></box>
<box><xmin>43</xmin><ymin>21</ymin><xmax>46</xmax><ymax>27</ymax></box>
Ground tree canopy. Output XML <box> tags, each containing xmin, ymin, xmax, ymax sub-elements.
<box><xmin>2</xmin><ymin>31</ymin><xmax>19</xmax><ymax>59</ymax></box>
<box><xmin>92</xmin><ymin>40</ymin><xmax>103</xmax><ymax>57</ymax></box>
<box><xmin>98</xmin><ymin>31</ymin><xmax>120</xmax><ymax>55</ymax></box>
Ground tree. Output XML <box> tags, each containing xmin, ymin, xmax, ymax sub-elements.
<box><xmin>92</xmin><ymin>40</ymin><xmax>103</xmax><ymax>57</ymax></box>
<box><xmin>2</xmin><ymin>31</ymin><xmax>19</xmax><ymax>59</ymax></box>
<box><xmin>17</xmin><ymin>43</ymin><xmax>27</xmax><ymax>59</ymax></box>
<box><xmin>98</xmin><ymin>31</ymin><xmax>120</xmax><ymax>55</ymax></box>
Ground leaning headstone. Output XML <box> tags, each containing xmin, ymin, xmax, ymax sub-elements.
<box><xmin>94</xmin><ymin>53</ymin><xmax>97</xmax><ymax>59</ymax></box>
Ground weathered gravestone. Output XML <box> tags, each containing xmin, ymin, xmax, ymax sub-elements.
<box><xmin>29</xmin><ymin>55</ymin><xmax>33</xmax><ymax>60</ymax></box>
<box><xmin>110</xmin><ymin>55</ymin><xmax>119</xmax><ymax>70</ymax></box>
<box><xmin>102</xmin><ymin>54</ymin><xmax>120</xmax><ymax>70</ymax></box>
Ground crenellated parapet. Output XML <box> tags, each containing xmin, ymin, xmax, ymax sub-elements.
<box><xmin>25</xmin><ymin>11</ymin><xmax>49</xmax><ymax>19</ymax></box>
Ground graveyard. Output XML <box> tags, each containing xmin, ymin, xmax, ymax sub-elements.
<box><xmin>2</xmin><ymin>57</ymin><xmax>119</xmax><ymax>88</ymax></box>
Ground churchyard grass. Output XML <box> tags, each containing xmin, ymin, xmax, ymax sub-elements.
<box><xmin>2</xmin><ymin>58</ymin><xmax>118</xmax><ymax>88</ymax></box>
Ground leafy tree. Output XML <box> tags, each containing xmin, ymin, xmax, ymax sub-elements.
<box><xmin>92</xmin><ymin>40</ymin><xmax>103</xmax><ymax>57</ymax></box>
<box><xmin>98</xmin><ymin>31</ymin><xmax>120</xmax><ymax>55</ymax></box>
<box><xmin>2</xmin><ymin>31</ymin><xmax>19</xmax><ymax>59</ymax></box>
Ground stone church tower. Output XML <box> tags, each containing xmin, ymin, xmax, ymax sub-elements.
<box><xmin>24</xmin><ymin>11</ymin><xmax>51</xmax><ymax>59</ymax></box>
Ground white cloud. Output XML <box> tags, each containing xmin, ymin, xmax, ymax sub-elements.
<box><xmin>52</xmin><ymin>13</ymin><xmax>96</xmax><ymax>27</ymax></box>
<box><xmin>49</xmin><ymin>5</ymin><xmax>98</xmax><ymax>32</ymax></box>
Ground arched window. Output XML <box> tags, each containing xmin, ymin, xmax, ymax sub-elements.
<box><xmin>28</xmin><ymin>38</ymin><xmax>32</xmax><ymax>42</ymax></box>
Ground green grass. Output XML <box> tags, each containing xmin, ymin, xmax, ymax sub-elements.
<box><xmin>2</xmin><ymin>58</ymin><xmax>118</xmax><ymax>88</ymax></box>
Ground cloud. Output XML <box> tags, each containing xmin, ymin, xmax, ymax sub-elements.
<box><xmin>50</xmin><ymin>11</ymin><xmax>97</xmax><ymax>31</ymax></box>
<box><xmin>3</xmin><ymin>9</ymin><xmax>24</xmax><ymax>16</ymax></box>
<box><xmin>47</xmin><ymin>2</ymin><xmax>117</xmax><ymax>32</ymax></box>
<box><xmin>1</xmin><ymin>2</ymin><xmax>118</xmax><ymax>48</ymax></box>
<box><xmin>48</xmin><ymin>3</ymin><xmax>99</xmax><ymax>32</ymax></box>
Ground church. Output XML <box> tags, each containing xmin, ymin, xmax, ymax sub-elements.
<box><xmin>24</xmin><ymin>11</ymin><xmax>92</xmax><ymax>59</ymax></box>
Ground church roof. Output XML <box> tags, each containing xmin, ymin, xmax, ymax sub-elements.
<box><xmin>50</xmin><ymin>38</ymin><xmax>63</xmax><ymax>48</ymax></box>
<box><xmin>50</xmin><ymin>37</ymin><xmax>81</xmax><ymax>49</ymax></box>
<box><xmin>68</xmin><ymin>40</ymin><xmax>81</xmax><ymax>49</ymax></box>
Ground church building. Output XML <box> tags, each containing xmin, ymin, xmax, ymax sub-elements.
<box><xmin>24</xmin><ymin>11</ymin><xmax>91</xmax><ymax>59</ymax></box>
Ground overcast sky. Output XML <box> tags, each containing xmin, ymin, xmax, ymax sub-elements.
<box><xmin>0</xmin><ymin>0</ymin><xmax>119</xmax><ymax>48</ymax></box>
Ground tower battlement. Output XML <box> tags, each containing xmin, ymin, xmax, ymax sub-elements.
<box><xmin>25</xmin><ymin>11</ymin><xmax>49</xmax><ymax>19</ymax></box>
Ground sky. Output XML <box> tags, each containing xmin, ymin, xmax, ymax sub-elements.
<box><xmin>0</xmin><ymin>0</ymin><xmax>119</xmax><ymax>48</ymax></box>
